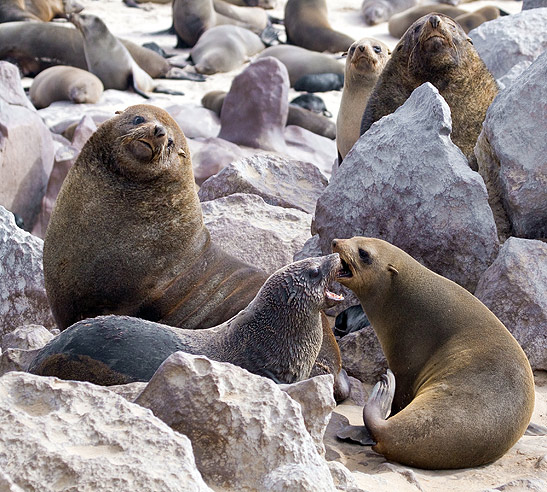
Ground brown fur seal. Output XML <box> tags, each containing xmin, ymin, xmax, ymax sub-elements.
<box><xmin>0</xmin><ymin>0</ymin><xmax>81</xmax><ymax>23</ymax></box>
<box><xmin>361</xmin><ymin>13</ymin><xmax>498</xmax><ymax>165</ymax></box>
<box><xmin>454</xmin><ymin>6</ymin><xmax>502</xmax><ymax>34</ymax></box>
<box><xmin>388</xmin><ymin>4</ymin><xmax>466</xmax><ymax>38</ymax></box>
<box><xmin>336</xmin><ymin>38</ymin><xmax>390</xmax><ymax>163</ymax></box>
<box><xmin>284</xmin><ymin>0</ymin><xmax>354</xmax><ymax>53</ymax></box>
<box><xmin>43</xmin><ymin>104</ymin><xmax>268</xmax><ymax>332</ymax></box>
<box><xmin>30</xmin><ymin>255</ymin><xmax>344</xmax><ymax>385</ymax></box>
<box><xmin>29</xmin><ymin>65</ymin><xmax>104</xmax><ymax>109</ymax></box>
<box><xmin>361</xmin><ymin>0</ymin><xmax>420</xmax><ymax>26</ymax></box>
<box><xmin>333</xmin><ymin>237</ymin><xmax>535</xmax><ymax>469</ymax></box>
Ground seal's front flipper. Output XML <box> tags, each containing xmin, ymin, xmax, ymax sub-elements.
<box><xmin>165</xmin><ymin>67</ymin><xmax>207</xmax><ymax>82</ymax></box>
<box><xmin>337</xmin><ymin>424</ymin><xmax>375</xmax><ymax>446</ymax></box>
<box><xmin>153</xmin><ymin>85</ymin><xmax>185</xmax><ymax>96</ymax></box>
<box><xmin>525</xmin><ymin>422</ymin><xmax>547</xmax><ymax>436</ymax></box>
<box><xmin>364</xmin><ymin>369</ymin><xmax>395</xmax><ymax>423</ymax></box>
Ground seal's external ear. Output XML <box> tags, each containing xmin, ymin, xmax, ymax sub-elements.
<box><xmin>387</xmin><ymin>264</ymin><xmax>399</xmax><ymax>275</ymax></box>
<box><xmin>115</xmin><ymin>110</ymin><xmax>122</xmax><ymax>114</ymax></box>
<box><xmin>178</xmin><ymin>148</ymin><xmax>186</xmax><ymax>157</ymax></box>
<box><xmin>387</xmin><ymin>48</ymin><xmax>392</xmax><ymax>55</ymax></box>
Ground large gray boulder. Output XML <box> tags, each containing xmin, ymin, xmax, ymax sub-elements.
<box><xmin>201</xmin><ymin>193</ymin><xmax>312</xmax><ymax>274</ymax></box>
<box><xmin>474</xmin><ymin>237</ymin><xmax>546</xmax><ymax>370</ymax></box>
<box><xmin>470</xmin><ymin>9</ymin><xmax>547</xmax><ymax>82</ymax></box>
<box><xmin>198</xmin><ymin>154</ymin><xmax>327</xmax><ymax>214</ymax></box>
<box><xmin>135</xmin><ymin>352</ymin><xmax>336</xmax><ymax>492</ymax></box>
<box><xmin>522</xmin><ymin>0</ymin><xmax>547</xmax><ymax>9</ymax></box>
<box><xmin>0</xmin><ymin>372</ymin><xmax>212</xmax><ymax>492</ymax></box>
<box><xmin>0</xmin><ymin>206</ymin><xmax>55</xmax><ymax>335</ymax></box>
<box><xmin>0</xmin><ymin>62</ymin><xmax>55</xmax><ymax>230</ymax></box>
<box><xmin>475</xmin><ymin>50</ymin><xmax>547</xmax><ymax>241</ymax></box>
<box><xmin>218</xmin><ymin>57</ymin><xmax>289</xmax><ymax>152</ymax></box>
<box><xmin>313</xmin><ymin>83</ymin><xmax>499</xmax><ymax>291</ymax></box>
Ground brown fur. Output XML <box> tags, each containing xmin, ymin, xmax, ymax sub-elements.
<box><xmin>336</xmin><ymin>38</ymin><xmax>390</xmax><ymax>162</ymax></box>
<box><xmin>333</xmin><ymin>237</ymin><xmax>535</xmax><ymax>469</ymax></box>
<box><xmin>388</xmin><ymin>5</ymin><xmax>466</xmax><ymax>38</ymax></box>
<box><xmin>454</xmin><ymin>6</ymin><xmax>501</xmax><ymax>34</ymax></box>
<box><xmin>361</xmin><ymin>13</ymin><xmax>498</xmax><ymax>166</ymax></box>
<box><xmin>284</xmin><ymin>0</ymin><xmax>354</xmax><ymax>53</ymax></box>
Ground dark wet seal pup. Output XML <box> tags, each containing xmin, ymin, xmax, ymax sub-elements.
<box><xmin>30</xmin><ymin>255</ymin><xmax>344</xmax><ymax>386</ymax></box>
<box><xmin>361</xmin><ymin>13</ymin><xmax>498</xmax><ymax>168</ymax></box>
<box><xmin>293</xmin><ymin>73</ymin><xmax>344</xmax><ymax>93</ymax></box>
<box><xmin>290</xmin><ymin>94</ymin><xmax>332</xmax><ymax>117</ymax></box>
<box><xmin>332</xmin><ymin>237</ymin><xmax>535</xmax><ymax>470</ymax></box>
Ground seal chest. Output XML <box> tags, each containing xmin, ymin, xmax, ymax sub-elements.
<box><xmin>332</xmin><ymin>236</ymin><xmax>535</xmax><ymax>469</ymax></box>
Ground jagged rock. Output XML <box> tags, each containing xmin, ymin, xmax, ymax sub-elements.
<box><xmin>294</xmin><ymin>234</ymin><xmax>322</xmax><ymax>261</ymax></box>
<box><xmin>522</xmin><ymin>0</ymin><xmax>547</xmax><ymax>9</ymax></box>
<box><xmin>474</xmin><ymin>238</ymin><xmax>547</xmax><ymax>370</ymax></box>
<box><xmin>0</xmin><ymin>371</ymin><xmax>212</xmax><ymax>492</ymax></box>
<box><xmin>107</xmin><ymin>382</ymin><xmax>147</xmax><ymax>402</ymax></box>
<box><xmin>313</xmin><ymin>83</ymin><xmax>499</xmax><ymax>291</ymax></box>
<box><xmin>0</xmin><ymin>469</ymin><xmax>24</xmax><ymax>492</ymax></box>
<box><xmin>0</xmin><ymin>206</ymin><xmax>55</xmax><ymax>334</ymax></box>
<box><xmin>470</xmin><ymin>9</ymin><xmax>547</xmax><ymax>80</ymax></box>
<box><xmin>475</xmin><ymin>51</ymin><xmax>547</xmax><ymax>240</ymax></box>
<box><xmin>1</xmin><ymin>324</ymin><xmax>53</xmax><ymax>351</ymax></box>
<box><xmin>198</xmin><ymin>154</ymin><xmax>327</xmax><ymax>214</ymax></box>
<box><xmin>166</xmin><ymin>103</ymin><xmax>220</xmax><ymax>139</ymax></box>
<box><xmin>280</xmin><ymin>375</ymin><xmax>336</xmax><ymax>456</ymax></box>
<box><xmin>327</xmin><ymin>460</ymin><xmax>365</xmax><ymax>492</ymax></box>
<box><xmin>0</xmin><ymin>347</ymin><xmax>40</xmax><ymax>375</ymax></box>
<box><xmin>201</xmin><ymin>193</ymin><xmax>312</xmax><ymax>273</ymax></box>
<box><xmin>0</xmin><ymin>61</ymin><xmax>55</xmax><ymax>230</ymax></box>
<box><xmin>484</xmin><ymin>478</ymin><xmax>547</xmax><ymax>491</ymax></box>
<box><xmin>135</xmin><ymin>352</ymin><xmax>336</xmax><ymax>492</ymax></box>
<box><xmin>496</xmin><ymin>60</ymin><xmax>532</xmax><ymax>91</ymax></box>
<box><xmin>338</xmin><ymin>325</ymin><xmax>388</xmax><ymax>385</ymax></box>
<box><xmin>218</xmin><ymin>57</ymin><xmax>289</xmax><ymax>152</ymax></box>
<box><xmin>32</xmin><ymin>115</ymin><xmax>97</xmax><ymax>238</ymax></box>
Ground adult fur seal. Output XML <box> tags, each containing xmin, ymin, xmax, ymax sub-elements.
<box><xmin>43</xmin><ymin>104</ymin><xmax>268</xmax><ymax>332</ymax></box>
<box><xmin>336</xmin><ymin>37</ymin><xmax>390</xmax><ymax>163</ymax></box>
<box><xmin>332</xmin><ymin>237</ymin><xmax>535</xmax><ymax>469</ymax></box>
<box><xmin>360</xmin><ymin>0</ymin><xmax>420</xmax><ymax>26</ymax></box>
<box><xmin>29</xmin><ymin>65</ymin><xmax>103</xmax><ymax>109</ymax></box>
<box><xmin>0</xmin><ymin>0</ymin><xmax>81</xmax><ymax>23</ymax></box>
<box><xmin>361</xmin><ymin>13</ymin><xmax>498</xmax><ymax>166</ymax></box>
<box><xmin>30</xmin><ymin>255</ymin><xmax>344</xmax><ymax>386</ymax></box>
<box><xmin>284</xmin><ymin>0</ymin><xmax>354</xmax><ymax>53</ymax></box>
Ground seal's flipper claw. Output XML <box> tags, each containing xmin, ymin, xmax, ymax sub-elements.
<box><xmin>366</xmin><ymin>369</ymin><xmax>395</xmax><ymax>421</ymax></box>
<box><xmin>337</xmin><ymin>424</ymin><xmax>376</xmax><ymax>446</ymax></box>
<box><xmin>525</xmin><ymin>422</ymin><xmax>547</xmax><ymax>436</ymax></box>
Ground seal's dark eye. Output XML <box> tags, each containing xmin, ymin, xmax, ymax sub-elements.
<box><xmin>373</xmin><ymin>45</ymin><xmax>381</xmax><ymax>53</ymax></box>
<box><xmin>309</xmin><ymin>267</ymin><xmax>320</xmax><ymax>279</ymax></box>
<box><xmin>358</xmin><ymin>249</ymin><xmax>372</xmax><ymax>265</ymax></box>
<box><xmin>133</xmin><ymin>116</ymin><xmax>145</xmax><ymax>125</ymax></box>
<box><xmin>349</xmin><ymin>46</ymin><xmax>356</xmax><ymax>55</ymax></box>
<box><xmin>167</xmin><ymin>137</ymin><xmax>174</xmax><ymax>147</ymax></box>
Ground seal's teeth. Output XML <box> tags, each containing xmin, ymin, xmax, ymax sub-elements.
<box><xmin>326</xmin><ymin>290</ymin><xmax>344</xmax><ymax>302</ymax></box>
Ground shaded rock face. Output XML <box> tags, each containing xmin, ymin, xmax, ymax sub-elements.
<box><xmin>313</xmin><ymin>83</ymin><xmax>499</xmax><ymax>291</ymax></box>
<box><xmin>0</xmin><ymin>61</ymin><xmax>55</xmax><ymax>230</ymax></box>
<box><xmin>522</xmin><ymin>0</ymin><xmax>547</xmax><ymax>9</ymax></box>
<box><xmin>475</xmin><ymin>50</ymin><xmax>547</xmax><ymax>241</ymax></box>
<box><xmin>475</xmin><ymin>238</ymin><xmax>547</xmax><ymax>371</ymax></box>
<box><xmin>470</xmin><ymin>9</ymin><xmax>547</xmax><ymax>82</ymax></box>
<box><xmin>165</xmin><ymin>103</ymin><xmax>220</xmax><ymax>139</ymax></box>
<box><xmin>201</xmin><ymin>193</ymin><xmax>312</xmax><ymax>273</ymax></box>
<box><xmin>136</xmin><ymin>352</ymin><xmax>336</xmax><ymax>492</ymax></box>
<box><xmin>0</xmin><ymin>206</ymin><xmax>55</xmax><ymax>335</ymax></box>
<box><xmin>218</xmin><ymin>57</ymin><xmax>289</xmax><ymax>152</ymax></box>
<box><xmin>0</xmin><ymin>372</ymin><xmax>212</xmax><ymax>492</ymax></box>
<box><xmin>198</xmin><ymin>154</ymin><xmax>327</xmax><ymax>214</ymax></box>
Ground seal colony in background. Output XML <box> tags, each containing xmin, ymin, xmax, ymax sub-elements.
<box><xmin>333</xmin><ymin>237</ymin><xmax>534</xmax><ymax>469</ymax></box>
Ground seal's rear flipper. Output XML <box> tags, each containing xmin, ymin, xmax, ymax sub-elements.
<box><xmin>337</xmin><ymin>424</ymin><xmax>375</xmax><ymax>446</ymax></box>
<box><xmin>525</xmin><ymin>422</ymin><xmax>547</xmax><ymax>436</ymax></box>
<box><xmin>165</xmin><ymin>68</ymin><xmax>207</xmax><ymax>82</ymax></box>
<box><xmin>365</xmin><ymin>369</ymin><xmax>395</xmax><ymax>422</ymax></box>
<box><xmin>153</xmin><ymin>85</ymin><xmax>185</xmax><ymax>96</ymax></box>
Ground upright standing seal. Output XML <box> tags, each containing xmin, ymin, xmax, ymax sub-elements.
<box><xmin>336</xmin><ymin>37</ymin><xmax>390</xmax><ymax>163</ymax></box>
<box><xmin>361</xmin><ymin>13</ymin><xmax>498</xmax><ymax>167</ymax></box>
<box><xmin>333</xmin><ymin>236</ymin><xmax>535</xmax><ymax>469</ymax></box>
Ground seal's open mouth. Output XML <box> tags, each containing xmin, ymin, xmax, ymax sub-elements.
<box><xmin>337</xmin><ymin>259</ymin><xmax>353</xmax><ymax>279</ymax></box>
<box><xmin>326</xmin><ymin>289</ymin><xmax>344</xmax><ymax>302</ymax></box>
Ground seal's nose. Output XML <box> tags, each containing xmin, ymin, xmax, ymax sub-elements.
<box><xmin>154</xmin><ymin>125</ymin><xmax>166</xmax><ymax>138</ymax></box>
<box><xmin>429</xmin><ymin>15</ymin><xmax>441</xmax><ymax>29</ymax></box>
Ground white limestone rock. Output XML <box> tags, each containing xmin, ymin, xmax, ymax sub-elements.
<box><xmin>1</xmin><ymin>324</ymin><xmax>54</xmax><ymax>351</ymax></box>
<box><xmin>201</xmin><ymin>193</ymin><xmax>312</xmax><ymax>273</ymax></box>
<box><xmin>474</xmin><ymin>238</ymin><xmax>547</xmax><ymax>370</ymax></box>
<box><xmin>0</xmin><ymin>206</ymin><xmax>55</xmax><ymax>334</ymax></box>
<box><xmin>469</xmin><ymin>9</ymin><xmax>547</xmax><ymax>80</ymax></box>
<box><xmin>0</xmin><ymin>371</ymin><xmax>212</xmax><ymax>492</ymax></box>
<box><xmin>313</xmin><ymin>83</ymin><xmax>499</xmax><ymax>291</ymax></box>
<box><xmin>135</xmin><ymin>352</ymin><xmax>336</xmax><ymax>492</ymax></box>
<box><xmin>198</xmin><ymin>154</ymin><xmax>327</xmax><ymax>214</ymax></box>
<box><xmin>475</xmin><ymin>51</ymin><xmax>547</xmax><ymax>240</ymax></box>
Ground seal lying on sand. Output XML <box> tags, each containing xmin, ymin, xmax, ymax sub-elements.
<box><xmin>361</xmin><ymin>13</ymin><xmax>498</xmax><ymax>166</ymax></box>
<box><xmin>30</xmin><ymin>255</ymin><xmax>344</xmax><ymax>386</ymax></box>
<box><xmin>333</xmin><ymin>237</ymin><xmax>535</xmax><ymax>469</ymax></box>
